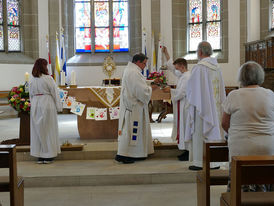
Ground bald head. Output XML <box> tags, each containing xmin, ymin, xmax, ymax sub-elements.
<box><xmin>197</xmin><ymin>41</ymin><xmax>213</xmax><ymax>59</ymax></box>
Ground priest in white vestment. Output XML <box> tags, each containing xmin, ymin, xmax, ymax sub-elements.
<box><xmin>185</xmin><ymin>41</ymin><xmax>226</xmax><ymax>170</ymax></box>
<box><xmin>162</xmin><ymin>46</ymin><xmax>191</xmax><ymax>161</ymax></box>
<box><xmin>29</xmin><ymin>58</ymin><xmax>62</xmax><ymax>164</ymax></box>
<box><xmin>115</xmin><ymin>53</ymin><xmax>156</xmax><ymax>164</ymax></box>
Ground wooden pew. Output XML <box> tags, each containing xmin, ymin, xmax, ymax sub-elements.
<box><xmin>197</xmin><ymin>140</ymin><xmax>229</xmax><ymax>206</ymax></box>
<box><xmin>0</xmin><ymin>91</ymin><xmax>9</xmax><ymax>106</ymax></box>
<box><xmin>0</xmin><ymin>145</ymin><xmax>24</xmax><ymax>206</ymax></box>
<box><xmin>220</xmin><ymin>155</ymin><xmax>274</xmax><ymax>206</ymax></box>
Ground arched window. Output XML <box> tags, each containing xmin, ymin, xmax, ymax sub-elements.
<box><xmin>188</xmin><ymin>0</ymin><xmax>221</xmax><ymax>52</ymax></box>
<box><xmin>74</xmin><ymin>0</ymin><xmax>129</xmax><ymax>53</ymax></box>
<box><xmin>0</xmin><ymin>0</ymin><xmax>21</xmax><ymax>52</ymax></box>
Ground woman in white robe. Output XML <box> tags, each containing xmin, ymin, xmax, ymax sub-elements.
<box><xmin>29</xmin><ymin>58</ymin><xmax>62</xmax><ymax>163</ymax></box>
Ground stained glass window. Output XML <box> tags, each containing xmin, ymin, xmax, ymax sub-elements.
<box><xmin>0</xmin><ymin>0</ymin><xmax>21</xmax><ymax>52</ymax></box>
<box><xmin>7</xmin><ymin>0</ymin><xmax>20</xmax><ymax>51</ymax></box>
<box><xmin>0</xmin><ymin>0</ymin><xmax>3</xmax><ymax>51</ymax></box>
<box><xmin>188</xmin><ymin>0</ymin><xmax>221</xmax><ymax>52</ymax></box>
<box><xmin>189</xmin><ymin>0</ymin><xmax>202</xmax><ymax>23</ymax></box>
<box><xmin>74</xmin><ymin>0</ymin><xmax>129</xmax><ymax>53</ymax></box>
<box><xmin>75</xmin><ymin>1</ymin><xmax>91</xmax><ymax>52</ymax></box>
<box><xmin>271</xmin><ymin>0</ymin><xmax>274</xmax><ymax>29</ymax></box>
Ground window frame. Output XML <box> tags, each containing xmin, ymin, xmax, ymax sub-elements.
<box><xmin>74</xmin><ymin>0</ymin><xmax>129</xmax><ymax>54</ymax></box>
<box><xmin>187</xmin><ymin>0</ymin><xmax>222</xmax><ymax>53</ymax></box>
<box><xmin>270</xmin><ymin>0</ymin><xmax>274</xmax><ymax>31</ymax></box>
<box><xmin>0</xmin><ymin>0</ymin><xmax>21</xmax><ymax>53</ymax></box>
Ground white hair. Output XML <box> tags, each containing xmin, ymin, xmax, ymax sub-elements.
<box><xmin>238</xmin><ymin>61</ymin><xmax>265</xmax><ymax>87</ymax></box>
<box><xmin>197</xmin><ymin>41</ymin><xmax>213</xmax><ymax>56</ymax></box>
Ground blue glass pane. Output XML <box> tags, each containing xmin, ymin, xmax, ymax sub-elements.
<box><xmin>75</xmin><ymin>2</ymin><xmax>91</xmax><ymax>27</ymax></box>
<box><xmin>95</xmin><ymin>28</ymin><xmax>109</xmax><ymax>52</ymax></box>
<box><xmin>207</xmin><ymin>0</ymin><xmax>221</xmax><ymax>21</ymax></box>
<box><xmin>113</xmin><ymin>27</ymin><xmax>129</xmax><ymax>52</ymax></box>
<box><xmin>113</xmin><ymin>2</ymin><xmax>128</xmax><ymax>27</ymax></box>
<box><xmin>7</xmin><ymin>0</ymin><xmax>19</xmax><ymax>26</ymax></box>
<box><xmin>189</xmin><ymin>0</ymin><xmax>202</xmax><ymax>23</ymax></box>
<box><xmin>75</xmin><ymin>27</ymin><xmax>91</xmax><ymax>52</ymax></box>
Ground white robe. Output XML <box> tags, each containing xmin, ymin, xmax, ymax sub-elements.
<box><xmin>185</xmin><ymin>57</ymin><xmax>226</xmax><ymax>167</ymax></box>
<box><xmin>29</xmin><ymin>74</ymin><xmax>62</xmax><ymax>158</ymax></box>
<box><xmin>117</xmin><ymin>62</ymin><xmax>154</xmax><ymax>158</ymax></box>
<box><xmin>166</xmin><ymin>59</ymin><xmax>191</xmax><ymax>150</ymax></box>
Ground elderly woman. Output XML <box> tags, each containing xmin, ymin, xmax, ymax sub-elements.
<box><xmin>29</xmin><ymin>58</ymin><xmax>62</xmax><ymax>164</ymax></box>
<box><xmin>222</xmin><ymin>61</ymin><xmax>274</xmax><ymax>191</ymax></box>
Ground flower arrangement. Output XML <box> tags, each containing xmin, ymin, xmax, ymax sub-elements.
<box><xmin>8</xmin><ymin>84</ymin><xmax>31</xmax><ymax>113</ymax></box>
<box><xmin>147</xmin><ymin>71</ymin><xmax>167</xmax><ymax>85</ymax></box>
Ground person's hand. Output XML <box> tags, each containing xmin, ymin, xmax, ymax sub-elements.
<box><xmin>162</xmin><ymin>46</ymin><xmax>167</xmax><ymax>54</ymax></box>
<box><xmin>162</xmin><ymin>86</ymin><xmax>171</xmax><ymax>93</ymax></box>
<box><xmin>162</xmin><ymin>46</ymin><xmax>170</xmax><ymax>61</ymax></box>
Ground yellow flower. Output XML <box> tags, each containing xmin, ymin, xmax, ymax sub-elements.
<box><xmin>24</xmin><ymin>102</ymin><xmax>29</xmax><ymax>106</ymax></box>
<box><xmin>19</xmin><ymin>88</ymin><xmax>23</xmax><ymax>92</ymax></box>
<box><xmin>10</xmin><ymin>98</ymin><xmax>15</xmax><ymax>102</ymax></box>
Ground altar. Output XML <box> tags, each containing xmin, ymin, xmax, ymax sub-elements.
<box><xmin>66</xmin><ymin>86</ymin><xmax>171</xmax><ymax>139</ymax></box>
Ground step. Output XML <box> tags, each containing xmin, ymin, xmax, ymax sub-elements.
<box><xmin>16</xmin><ymin>143</ymin><xmax>181</xmax><ymax>161</ymax></box>
<box><xmin>5</xmin><ymin>158</ymin><xmax>198</xmax><ymax>188</ymax></box>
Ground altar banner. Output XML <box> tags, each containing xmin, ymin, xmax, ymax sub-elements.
<box><xmin>95</xmin><ymin>108</ymin><xmax>107</xmax><ymax>121</ymax></box>
<box><xmin>59</xmin><ymin>89</ymin><xmax>68</xmax><ymax>102</ymax></box>
<box><xmin>86</xmin><ymin>107</ymin><xmax>96</xmax><ymax>120</ymax></box>
<box><xmin>71</xmin><ymin>102</ymin><xmax>86</xmax><ymax>116</ymax></box>
<box><xmin>109</xmin><ymin>106</ymin><xmax>120</xmax><ymax>120</ymax></box>
<box><xmin>88</xmin><ymin>86</ymin><xmax>121</xmax><ymax>108</ymax></box>
<box><xmin>63</xmin><ymin>96</ymin><xmax>75</xmax><ymax>109</ymax></box>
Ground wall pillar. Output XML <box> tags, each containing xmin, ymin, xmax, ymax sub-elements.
<box><xmin>247</xmin><ymin>0</ymin><xmax>260</xmax><ymax>42</ymax></box>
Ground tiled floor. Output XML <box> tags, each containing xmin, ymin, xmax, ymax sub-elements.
<box><xmin>0</xmin><ymin>184</ymin><xmax>227</xmax><ymax>206</ymax></box>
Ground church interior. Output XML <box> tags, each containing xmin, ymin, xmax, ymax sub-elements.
<box><xmin>0</xmin><ymin>0</ymin><xmax>274</xmax><ymax>205</ymax></box>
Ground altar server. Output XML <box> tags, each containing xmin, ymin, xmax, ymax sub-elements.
<box><xmin>185</xmin><ymin>41</ymin><xmax>226</xmax><ymax>170</ymax></box>
<box><xmin>115</xmin><ymin>53</ymin><xmax>156</xmax><ymax>164</ymax></box>
<box><xmin>162</xmin><ymin>46</ymin><xmax>191</xmax><ymax>161</ymax></box>
<box><xmin>29</xmin><ymin>58</ymin><xmax>62</xmax><ymax>164</ymax></box>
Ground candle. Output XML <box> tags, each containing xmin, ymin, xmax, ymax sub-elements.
<box><xmin>60</xmin><ymin>71</ymin><xmax>66</xmax><ymax>86</ymax></box>
<box><xmin>71</xmin><ymin>71</ymin><xmax>76</xmax><ymax>85</ymax></box>
<box><xmin>25</xmin><ymin>72</ymin><xmax>29</xmax><ymax>82</ymax></box>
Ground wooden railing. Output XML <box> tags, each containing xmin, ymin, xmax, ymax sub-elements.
<box><xmin>245</xmin><ymin>37</ymin><xmax>274</xmax><ymax>91</ymax></box>
<box><xmin>245</xmin><ymin>37</ymin><xmax>274</xmax><ymax>68</ymax></box>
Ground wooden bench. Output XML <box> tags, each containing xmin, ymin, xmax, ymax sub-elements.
<box><xmin>0</xmin><ymin>91</ymin><xmax>9</xmax><ymax>106</ymax></box>
<box><xmin>220</xmin><ymin>155</ymin><xmax>274</xmax><ymax>206</ymax></box>
<box><xmin>0</xmin><ymin>144</ymin><xmax>24</xmax><ymax>206</ymax></box>
<box><xmin>197</xmin><ymin>140</ymin><xmax>229</xmax><ymax>206</ymax></box>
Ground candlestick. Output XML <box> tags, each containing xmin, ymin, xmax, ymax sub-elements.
<box><xmin>25</xmin><ymin>72</ymin><xmax>30</xmax><ymax>82</ymax></box>
<box><xmin>60</xmin><ymin>71</ymin><xmax>66</xmax><ymax>86</ymax></box>
<box><xmin>71</xmin><ymin>71</ymin><xmax>76</xmax><ymax>85</ymax></box>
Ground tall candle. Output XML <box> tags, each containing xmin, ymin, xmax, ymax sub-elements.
<box><xmin>71</xmin><ymin>71</ymin><xmax>76</xmax><ymax>85</ymax></box>
<box><xmin>60</xmin><ymin>71</ymin><xmax>66</xmax><ymax>86</ymax></box>
<box><xmin>25</xmin><ymin>72</ymin><xmax>30</xmax><ymax>82</ymax></box>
